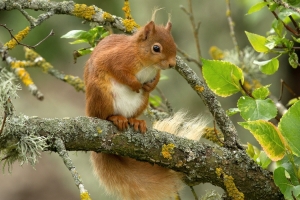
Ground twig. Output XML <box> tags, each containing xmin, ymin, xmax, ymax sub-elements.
<box><xmin>4</xmin><ymin>51</ymin><xmax>44</xmax><ymax>100</ymax></box>
<box><xmin>0</xmin><ymin>112</ymin><xmax>7</xmax><ymax>135</ymax></box>
<box><xmin>176</xmin><ymin>47</ymin><xmax>202</xmax><ymax>68</ymax></box>
<box><xmin>273</xmin><ymin>0</ymin><xmax>300</xmax><ymax>15</ymax></box>
<box><xmin>225</xmin><ymin>0</ymin><xmax>241</xmax><ymax>56</ymax></box>
<box><xmin>54</xmin><ymin>138</ymin><xmax>91</xmax><ymax>200</ymax></box>
<box><xmin>190</xmin><ymin>186</ymin><xmax>199</xmax><ymax>200</ymax></box>
<box><xmin>180</xmin><ymin>0</ymin><xmax>202</xmax><ymax>63</ymax></box>
<box><xmin>0</xmin><ymin>24</ymin><xmax>54</xmax><ymax>49</ymax></box>
<box><xmin>239</xmin><ymin>80</ymin><xmax>254</xmax><ymax>98</ymax></box>
<box><xmin>278</xmin><ymin>79</ymin><xmax>298</xmax><ymax>101</ymax></box>
<box><xmin>31</xmin><ymin>29</ymin><xmax>54</xmax><ymax>48</ymax></box>
<box><xmin>155</xmin><ymin>87</ymin><xmax>173</xmax><ymax>115</ymax></box>
<box><xmin>0</xmin><ymin>24</ymin><xmax>33</xmax><ymax>49</ymax></box>
<box><xmin>264</xmin><ymin>0</ymin><xmax>299</xmax><ymax>36</ymax></box>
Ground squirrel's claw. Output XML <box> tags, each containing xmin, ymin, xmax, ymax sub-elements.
<box><xmin>129</xmin><ymin>118</ymin><xmax>147</xmax><ymax>133</ymax></box>
<box><xmin>107</xmin><ymin>115</ymin><xmax>129</xmax><ymax>131</ymax></box>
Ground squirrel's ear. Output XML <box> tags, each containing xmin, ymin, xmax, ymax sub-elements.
<box><xmin>142</xmin><ymin>21</ymin><xmax>155</xmax><ymax>40</ymax></box>
<box><xmin>165</xmin><ymin>22</ymin><xmax>172</xmax><ymax>32</ymax></box>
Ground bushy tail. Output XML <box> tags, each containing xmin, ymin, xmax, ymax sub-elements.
<box><xmin>91</xmin><ymin>112</ymin><xmax>207</xmax><ymax>200</ymax></box>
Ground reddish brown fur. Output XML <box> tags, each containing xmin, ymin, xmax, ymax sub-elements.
<box><xmin>84</xmin><ymin>21</ymin><xmax>178</xmax><ymax>199</ymax></box>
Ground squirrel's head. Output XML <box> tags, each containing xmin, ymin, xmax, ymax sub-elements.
<box><xmin>135</xmin><ymin>21</ymin><xmax>176</xmax><ymax>70</ymax></box>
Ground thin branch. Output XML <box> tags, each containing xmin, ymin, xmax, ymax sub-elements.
<box><xmin>264</xmin><ymin>0</ymin><xmax>299</xmax><ymax>36</ymax></box>
<box><xmin>54</xmin><ymin>138</ymin><xmax>91</xmax><ymax>200</ymax></box>
<box><xmin>190</xmin><ymin>186</ymin><xmax>199</xmax><ymax>200</ymax></box>
<box><xmin>225</xmin><ymin>0</ymin><xmax>240</xmax><ymax>56</ymax></box>
<box><xmin>273</xmin><ymin>0</ymin><xmax>300</xmax><ymax>15</ymax></box>
<box><xmin>175</xmin><ymin>56</ymin><xmax>243</xmax><ymax>149</ymax></box>
<box><xmin>180</xmin><ymin>1</ymin><xmax>202</xmax><ymax>63</ymax></box>
<box><xmin>176</xmin><ymin>47</ymin><xmax>202</xmax><ymax>68</ymax></box>
<box><xmin>0</xmin><ymin>112</ymin><xmax>7</xmax><ymax>135</ymax></box>
<box><xmin>0</xmin><ymin>24</ymin><xmax>33</xmax><ymax>49</ymax></box>
<box><xmin>155</xmin><ymin>87</ymin><xmax>174</xmax><ymax>115</ymax></box>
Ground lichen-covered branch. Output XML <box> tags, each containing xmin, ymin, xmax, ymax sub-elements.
<box><xmin>54</xmin><ymin>138</ymin><xmax>91</xmax><ymax>200</ymax></box>
<box><xmin>0</xmin><ymin>0</ymin><xmax>137</xmax><ymax>33</ymax></box>
<box><xmin>0</xmin><ymin>114</ymin><xmax>283</xmax><ymax>199</ymax></box>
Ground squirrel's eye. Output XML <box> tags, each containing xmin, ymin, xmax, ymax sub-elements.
<box><xmin>152</xmin><ymin>45</ymin><xmax>161</xmax><ymax>53</ymax></box>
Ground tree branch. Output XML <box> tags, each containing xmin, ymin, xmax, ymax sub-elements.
<box><xmin>175</xmin><ymin>56</ymin><xmax>242</xmax><ymax>150</ymax></box>
<box><xmin>0</xmin><ymin>114</ymin><xmax>283</xmax><ymax>199</ymax></box>
<box><xmin>0</xmin><ymin>0</ymin><xmax>136</xmax><ymax>33</ymax></box>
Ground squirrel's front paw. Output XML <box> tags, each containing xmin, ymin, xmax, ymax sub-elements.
<box><xmin>142</xmin><ymin>79</ymin><xmax>156</xmax><ymax>92</ymax></box>
<box><xmin>128</xmin><ymin>118</ymin><xmax>147</xmax><ymax>133</ymax></box>
<box><xmin>107</xmin><ymin>115</ymin><xmax>129</xmax><ymax>131</ymax></box>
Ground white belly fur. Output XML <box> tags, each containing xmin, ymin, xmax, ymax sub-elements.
<box><xmin>111</xmin><ymin>66</ymin><xmax>158</xmax><ymax>118</ymax></box>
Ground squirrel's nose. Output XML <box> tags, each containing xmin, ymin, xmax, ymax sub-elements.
<box><xmin>169</xmin><ymin>57</ymin><xmax>176</xmax><ymax>68</ymax></box>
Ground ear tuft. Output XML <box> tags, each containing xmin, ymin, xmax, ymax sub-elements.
<box><xmin>165</xmin><ymin>22</ymin><xmax>172</xmax><ymax>32</ymax></box>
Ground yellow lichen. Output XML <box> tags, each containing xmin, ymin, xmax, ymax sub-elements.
<box><xmin>97</xmin><ymin>127</ymin><xmax>102</xmax><ymax>134</ymax></box>
<box><xmin>24</xmin><ymin>47</ymin><xmax>53</xmax><ymax>72</ymax></box>
<box><xmin>64</xmin><ymin>75</ymin><xmax>85</xmax><ymax>92</ymax></box>
<box><xmin>4</xmin><ymin>26</ymin><xmax>30</xmax><ymax>50</ymax></box>
<box><xmin>122</xmin><ymin>0</ymin><xmax>140</xmax><ymax>32</ymax></box>
<box><xmin>161</xmin><ymin>143</ymin><xmax>175</xmax><ymax>160</ymax></box>
<box><xmin>15</xmin><ymin>68</ymin><xmax>34</xmax><ymax>86</ymax></box>
<box><xmin>194</xmin><ymin>85</ymin><xmax>204</xmax><ymax>92</ymax></box>
<box><xmin>122</xmin><ymin>0</ymin><xmax>132</xmax><ymax>19</ymax></box>
<box><xmin>73</xmin><ymin>4</ymin><xmax>95</xmax><ymax>20</ymax></box>
<box><xmin>80</xmin><ymin>192</ymin><xmax>92</xmax><ymax>200</ymax></box>
<box><xmin>209</xmin><ymin>46</ymin><xmax>224</xmax><ymax>60</ymax></box>
<box><xmin>202</xmin><ymin>127</ymin><xmax>224</xmax><ymax>146</ymax></box>
<box><xmin>216</xmin><ymin>168</ymin><xmax>244</xmax><ymax>200</ymax></box>
<box><xmin>10</xmin><ymin>61</ymin><xmax>27</xmax><ymax>69</ymax></box>
<box><xmin>102</xmin><ymin>12</ymin><xmax>113</xmax><ymax>21</ymax></box>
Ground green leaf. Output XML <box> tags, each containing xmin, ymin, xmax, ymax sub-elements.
<box><xmin>61</xmin><ymin>30</ymin><xmax>86</xmax><ymax>39</ymax></box>
<box><xmin>286</xmin><ymin>0</ymin><xmax>300</xmax><ymax>6</ymax></box>
<box><xmin>287</xmin><ymin>98</ymin><xmax>299</xmax><ymax>107</ymax></box>
<box><xmin>277</xmin><ymin>155</ymin><xmax>300</xmax><ymax>185</ymax></box>
<box><xmin>254</xmin><ymin>56</ymin><xmax>280</xmax><ymax>75</ymax></box>
<box><xmin>69</xmin><ymin>39</ymin><xmax>89</xmax><ymax>44</ymax></box>
<box><xmin>274</xmin><ymin>167</ymin><xmax>300</xmax><ymax>199</ymax></box>
<box><xmin>77</xmin><ymin>48</ymin><xmax>93</xmax><ymax>56</ymax></box>
<box><xmin>247</xmin><ymin>2</ymin><xmax>268</xmax><ymax>15</ymax></box>
<box><xmin>268</xmin><ymin>2</ymin><xmax>279</xmax><ymax>11</ymax></box>
<box><xmin>258</xmin><ymin>151</ymin><xmax>272</xmax><ymax>169</ymax></box>
<box><xmin>272</xmin><ymin>20</ymin><xmax>284</xmax><ymax>37</ymax></box>
<box><xmin>149</xmin><ymin>95</ymin><xmax>162</xmax><ymax>107</ymax></box>
<box><xmin>279</xmin><ymin>100</ymin><xmax>300</xmax><ymax>157</ymax></box>
<box><xmin>245</xmin><ymin>31</ymin><xmax>269</xmax><ymax>53</ymax></box>
<box><xmin>239</xmin><ymin>120</ymin><xmax>285</xmax><ymax>161</ymax></box>
<box><xmin>292</xmin><ymin>36</ymin><xmax>300</xmax><ymax>43</ymax></box>
<box><xmin>202</xmin><ymin>59</ymin><xmax>244</xmax><ymax>97</ymax></box>
<box><xmin>246</xmin><ymin>143</ymin><xmax>271</xmax><ymax>168</ymax></box>
<box><xmin>226</xmin><ymin>108</ymin><xmax>240</xmax><ymax>116</ymax></box>
<box><xmin>252</xmin><ymin>85</ymin><xmax>270</xmax><ymax>100</ymax></box>
<box><xmin>289</xmin><ymin>52</ymin><xmax>299</xmax><ymax>68</ymax></box>
<box><xmin>237</xmin><ymin>96</ymin><xmax>277</xmax><ymax>121</ymax></box>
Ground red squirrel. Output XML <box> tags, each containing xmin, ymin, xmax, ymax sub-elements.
<box><xmin>84</xmin><ymin>20</ymin><xmax>176</xmax><ymax>133</ymax></box>
<box><xmin>84</xmin><ymin>20</ymin><xmax>206</xmax><ymax>199</ymax></box>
